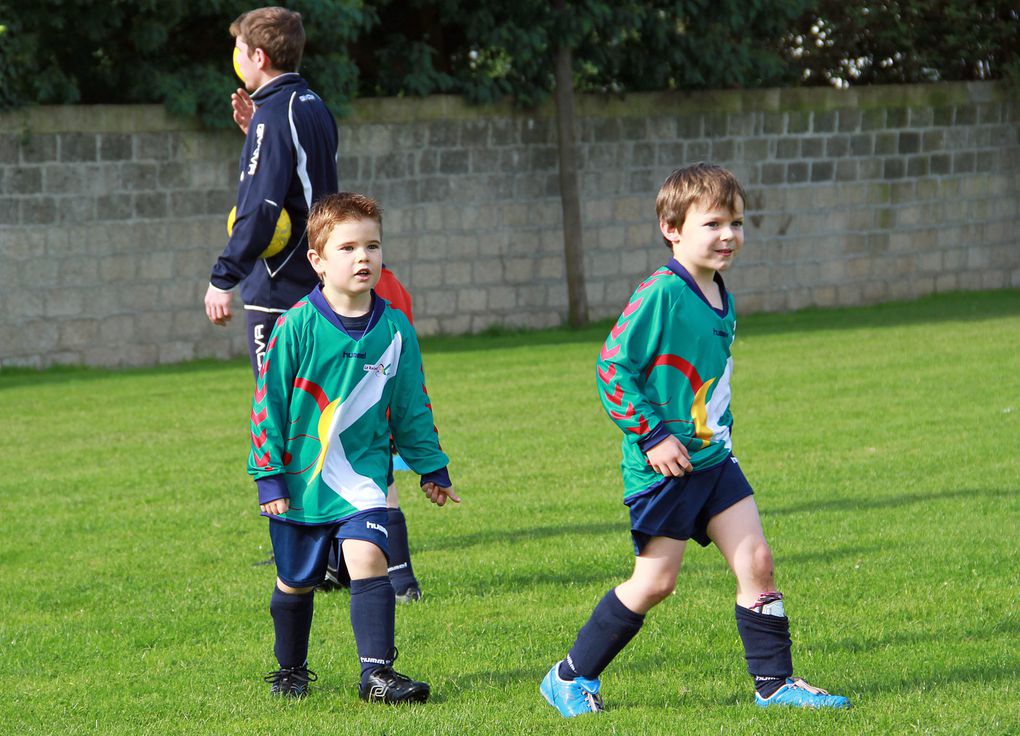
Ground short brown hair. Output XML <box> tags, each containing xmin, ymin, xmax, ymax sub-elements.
<box><xmin>230</xmin><ymin>7</ymin><xmax>305</xmax><ymax>73</ymax></box>
<box><xmin>307</xmin><ymin>193</ymin><xmax>383</xmax><ymax>260</ymax></box>
<box><xmin>656</xmin><ymin>163</ymin><xmax>746</xmax><ymax>247</ymax></box>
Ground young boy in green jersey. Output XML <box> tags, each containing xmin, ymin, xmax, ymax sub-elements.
<box><xmin>540</xmin><ymin>163</ymin><xmax>850</xmax><ymax>716</ymax></box>
<box><xmin>249</xmin><ymin>192</ymin><xmax>459</xmax><ymax>702</ymax></box>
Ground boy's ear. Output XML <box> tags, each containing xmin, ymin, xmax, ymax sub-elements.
<box><xmin>659</xmin><ymin>218</ymin><xmax>681</xmax><ymax>245</ymax></box>
<box><xmin>306</xmin><ymin>247</ymin><xmax>323</xmax><ymax>274</ymax></box>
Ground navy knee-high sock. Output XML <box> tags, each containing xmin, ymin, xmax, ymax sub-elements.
<box><xmin>386</xmin><ymin>508</ymin><xmax>418</xmax><ymax>593</ymax></box>
<box><xmin>270</xmin><ymin>586</ymin><xmax>314</xmax><ymax>669</ymax></box>
<box><xmin>734</xmin><ymin>604</ymin><xmax>793</xmax><ymax>697</ymax></box>
<box><xmin>559</xmin><ymin>589</ymin><xmax>645</xmax><ymax>681</ymax></box>
<box><xmin>350</xmin><ymin>575</ymin><xmax>396</xmax><ymax>682</ymax></box>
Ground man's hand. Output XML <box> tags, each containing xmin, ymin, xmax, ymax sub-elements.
<box><xmin>204</xmin><ymin>284</ymin><xmax>233</xmax><ymax>326</ymax></box>
<box><xmin>645</xmin><ymin>434</ymin><xmax>693</xmax><ymax>477</ymax></box>
<box><xmin>260</xmin><ymin>497</ymin><xmax>289</xmax><ymax>515</ymax></box>
<box><xmin>422</xmin><ymin>483</ymin><xmax>461</xmax><ymax>507</ymax></box>
<box><xmin>231</xmin><ymin>88</ymin><xmax>254</xmax><ymax>135</ymax></box>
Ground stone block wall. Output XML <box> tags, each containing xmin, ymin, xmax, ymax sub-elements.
<box><xmin>1</xmin><ymin>82</ymin><xmax>1017</xmax><ymax>367</ymax></box>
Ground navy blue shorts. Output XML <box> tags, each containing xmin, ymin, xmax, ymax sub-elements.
<box><xmin>625</xmin><ymin>454</ymin><xmax>753</xmax><ymax>554</ymax></box>
<box><xmin>269</xmin><ymin>509</ymin><xmax>390</xmax><ymax>588</ymax></box>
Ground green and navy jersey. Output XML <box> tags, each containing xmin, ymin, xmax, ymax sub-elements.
<box><xmin>248</xmin><ymin>285</ymin><xmax>448</xmax><ymax>524</ymax></box>
<box><xmin>597</xmin><ymin>258</ymin><xmax>736</xmax><ymax>499</ymax></box>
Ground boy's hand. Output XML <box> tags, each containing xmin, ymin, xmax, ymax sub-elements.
<box><xmin>260</xmin><ymin>498</ymin><xmax>289</xmax><ymax>515</ymax></box>
<box><xmin>646</xmin><ymin>435</ymin><xmax>693</xmax><ymax>477</ymax></box>
<box><xmin>231</xmin><ymin>88</ymin><xmax>254</xmax><ymax>135</ymax></box>
<box><xmin>204</xmin><ymin>285</ymin><xmax>233</xmax><ymax>325</ymax></box>
<box><xmin>421</xmin><ymin>483</ymin><xmax>460</xmax><ymax>507</ymax></box>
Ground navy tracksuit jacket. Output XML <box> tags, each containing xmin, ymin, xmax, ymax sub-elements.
<box><xmin>209</xmin><ymin>73</ymin><xmax>339</xmax><ymax>312</ymax></box>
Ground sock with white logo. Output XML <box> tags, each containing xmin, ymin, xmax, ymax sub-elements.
<box><xmin>558</xmin><ymin>588</ymin><xmax>645</xmax><ymax>681</ymax></box>
<box><xmin>350</xmin><ymin>575</ymin><xmax>396</xmax><ymax>682</ymax></box>
<box><xmin>386</xmin><ymin>508</ymin><xmax>418</xmax><ymax>595</ymax></box>
<box><xmin>270</xmin><ymin>585</ymin><xmax>314</xmax><ymax>669</ymax></box>
<box><xmin>735</xmin><ymin>592</ymin><xmax>793</xmax><ymax>699</ymax></box>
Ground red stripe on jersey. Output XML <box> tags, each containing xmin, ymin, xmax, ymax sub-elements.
<box><xmin>254</xmin><ymin>384</ymin><xmax>267</xmax><ymax>403</ymax></box>
<box><xmin>622</xmin><ymin>297</ymin><xmax>643</xmax><ymax>317</ymax></box>
<box><xmin>644</xmin><ymin>354</ymin><xmax>704</xmax><ymax>392</ymax></box>
<box><xmin>610</xmin><ymin>321</ymin><xmax>629</xmax><ymax>340</ymax></box>
<box><xmin>597</xmin><ymin>363</ymin><xmax>616</xmax><ymax>384</ymax></box>
<box><xmin>253</xmin><ymin>449</ymin><xmax>271</xmax><ymax>468</ymax></box>
<box><xmin>251</xmin><ymin>429</ymin><xmax>267</xmax><ymax>449</ymax></box>
<box><xmin>293</xmin><ymin>377</ymin><xmax>330</xmax><ymax>411</ymax></box>
<box><xmin>604</xmin><ymin>384</ymin><xmax>624</xmax><ymax>406</ymax></box>
<box><xmin>251</xmin><ymin>407</ymin><xmax>267</xmax><ymax>426</ymax></box>
<box><xmin>600</xmin><ymin>343</ymin><xmax>620</xmax><ymax>361</ymax></box>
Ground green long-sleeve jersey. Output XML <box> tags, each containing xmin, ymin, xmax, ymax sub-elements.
<box><xmin>248</xmin><ymin>286</ymin><xmax>448</xmax><ymax>524</ymax></box>
<box><xmin>597</xmin><ymin>259</ymin><xmax>736</xmax><ymax>499</ymax></box>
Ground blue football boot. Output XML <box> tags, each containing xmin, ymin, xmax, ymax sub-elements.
<box><xmin>755</xmin><ymin>677</ymin><xmax>851</xmax><ymax>709</ymax></box>
<box><xmin>540</xmin><ymin>662</ymin><xmax>604</xmax><ymax>717</ymax></box>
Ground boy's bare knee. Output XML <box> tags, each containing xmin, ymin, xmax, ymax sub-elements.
<box><xmin>751</xmin><ymin>542</ymin><xmax>775</xmax><ymax>583</ymax></box>
<box><xmin>276</xmin><ymin>578</ymin><xmax>315</xmax><ymax>595</ymax></box>
<box><xmin>640</xmin><ymin>575</ymin><xmax>678</xmax><ymax>604</ymax></box>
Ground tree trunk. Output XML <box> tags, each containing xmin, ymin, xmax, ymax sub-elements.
<box><xmin>552</xmin><ymin>41</ymin><xmax>589</xmax><ymax>328</ymax></box>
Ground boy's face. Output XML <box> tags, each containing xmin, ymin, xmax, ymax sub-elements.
<box><xmin>234</xmin><ymin>37</ymin><xmax>265</xmax><ymax>92</ymax></box>
<box><xmin>661</xmin><ymin>195</ymin><xmax>745</xmax><ymax>278</ymax></box>
<box><xmin>307</xmin><ymin>218</ymin><xmax>382</xmax><ymax>304</ymax></box>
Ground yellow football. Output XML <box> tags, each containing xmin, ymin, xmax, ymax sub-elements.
<box><xmin>232</xmin><ymin>47</ymin><xmax>245</xmax><ymax>83</ymax></box>
<box><xmin>227</xmin><ymin>206</ymin><xmax>292</xmax><ymax>259</ymax></box>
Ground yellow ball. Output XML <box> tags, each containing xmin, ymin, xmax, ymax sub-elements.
<box><xmin>227</xmin><ymin>206</ymin><xmax>292</xmax><ymax>259</ymax></box>
<box><xmin>232</xmin><ymin>47</ymin><xmax>245</xmax><ymax>83</ymax></box>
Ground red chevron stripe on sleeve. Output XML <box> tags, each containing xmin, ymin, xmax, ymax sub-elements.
<box><xmin>600</xmin><ymin>342</ymin><xmax>620</xmax><ymax>361</ymax></box>
<box><xmin>597</xmin><ymin>363</ymin><xmax>616</xmax><ymax>384</ymax></box>
<box><xmin>622</xmin><ymin>297</ymin><xmax>643</xmax><ymax>317</ymax></box>
<box><xmin>604</xmin><ymin>384</ymin><xmax>624</xmax><ymax>406</ymax></box>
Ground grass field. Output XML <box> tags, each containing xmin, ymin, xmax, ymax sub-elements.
<box><xmin>1</xmin><ymin>290</ymin><xmax>1018</xmax><ymax>736</ymax></box>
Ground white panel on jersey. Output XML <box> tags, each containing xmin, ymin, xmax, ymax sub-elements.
<box><xmin>706</xmin><ymin>357</ymin><xmax>733</xmax><ymax>450</ymax></box>
<box><xmin>319</xmin><ymin>332</ymin><xmax>403</xmax><ymax>510</ymax></box>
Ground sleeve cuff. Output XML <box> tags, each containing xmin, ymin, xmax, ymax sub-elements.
<box><xmin>637</xmin><ymin>423</ymin><xmax>671</xmax><ymax>453</ymax></box>
<box><xmin>256</xmin><ymin>475</ymin><xmax>289</xmax><ymax>505</ymax></box>
<box><xmin>209</xmin><ymin>279</ymin><xmax>237</xmax><ymax>293</ymax></box>
<box><xmin>420</xmin><ymin>466</ymin><xmax>451</xmax><ymax>488</ymax></box>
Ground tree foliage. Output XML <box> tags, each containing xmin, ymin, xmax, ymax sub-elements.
<box><xmin>1</xmin><ymin>0</ymin><xmax>1017</xmax><ymax>119</ymax></box>
<box><xmin>783</xmin><ymin>1</ymin><xmax>1020</xmax><ymax>88</ymax></box>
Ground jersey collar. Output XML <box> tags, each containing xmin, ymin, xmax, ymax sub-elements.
<box><xmin>307</xmin><ymin>284</ymin><xmax>385</xmax><ymax>338</ymax></box>
<box><xmin>665</xmin><ymin>258</ymin><xmax>730</xmax><ymax>318</ymax></box>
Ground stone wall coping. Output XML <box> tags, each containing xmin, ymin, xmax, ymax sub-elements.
<box><xmin>2</xmin><ymin>81</ymin><xmax>1007</xmax><ymax>134</ymax></box>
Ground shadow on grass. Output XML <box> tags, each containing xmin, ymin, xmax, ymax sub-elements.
<box><xmin>425</xmin><ymin>520</ymin><xmax>624</xmax><ymax>551</ymax></box>
<box><xmin>820</xmin><ymin>615</ymin><xmax>1019</xmax><ymax>657</ymax></box>
<box><xmin>763</xmin><ymin>486</ymin><xmax>1017</xmax><ymax>518</ymax></box>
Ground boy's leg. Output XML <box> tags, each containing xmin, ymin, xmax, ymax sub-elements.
<box><xmin>271</xmin><ymin>578</ymin><xmax>316</xmax><ymax>670</ymax></box>
<box><xmin>385</xmin><ymin>480</ymin><xmax>421</xmax><ymax>602</ymax></box>
<box><xmin>245</xmin><ymin>310</ymin><xmax>278</xmax><ymax>381</ymax></box>
<box><xmin>708</xmin><ymin>496</ymin><xmax>849</xmax><ymax>709</ymax></box>
<box><xmin>342</xmin><ymin>522</ymin><xmax>430</xmax><ymax>704</ymax></box>
<box><xmin>542</xmin><ymin>536</ymin><xmax>684</xmax><ymax>717</ymax></box>
<box><xmin>266</xmin><ymin>520</ymin><xmax>331</xmax><ymax>697</ymax></box>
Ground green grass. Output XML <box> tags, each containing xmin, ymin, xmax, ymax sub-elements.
<box><xmin>1</xmin><ymin>290</ymin><xmax>1018</xmax><ymax>736</ymax></box>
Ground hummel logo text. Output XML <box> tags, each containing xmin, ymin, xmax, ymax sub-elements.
<box><xmin>366</xmin><ymin>520</ymin><xmax>389</xmax><ymax>537</ymax></box>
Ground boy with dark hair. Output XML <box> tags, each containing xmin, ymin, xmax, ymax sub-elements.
<box><xmin>540</xmin><ymin>163</ymin><xmax>850</xmax><ymax>716</ymax></box>
<box><xmin>250</xmin><ymin>192</ymin><xmax>459</xmax><ymax>702</ymax></box>
<box><xmin>204</xmin><ymin>5</ymin><xmax>338</xmax><ymax>380</ymax></box>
